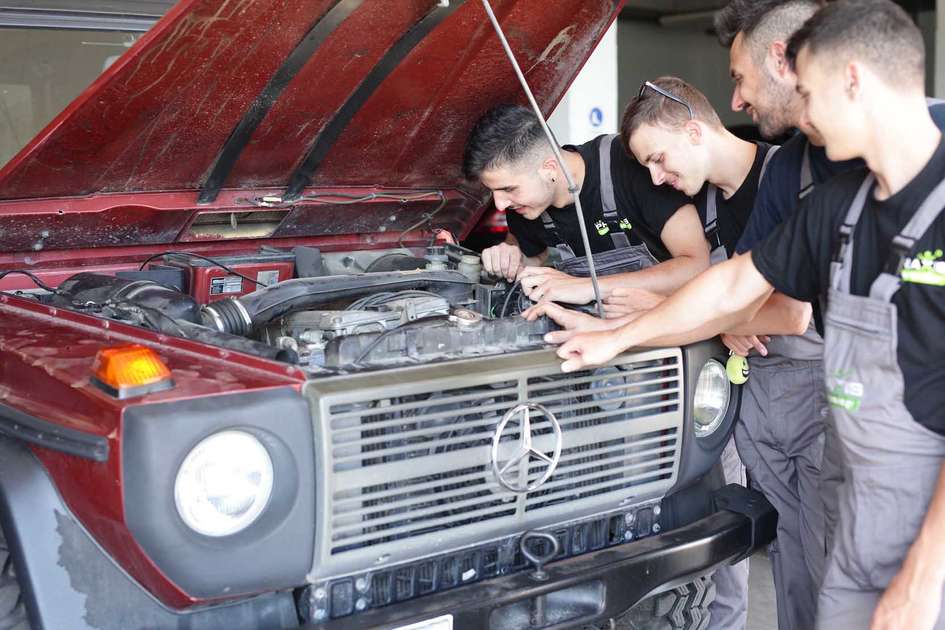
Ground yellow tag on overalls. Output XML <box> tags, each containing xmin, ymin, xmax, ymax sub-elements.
<box><xmin>726</xmin><ymin>353</ymin><xmax>749</xmax><ymax>384</ymax></box>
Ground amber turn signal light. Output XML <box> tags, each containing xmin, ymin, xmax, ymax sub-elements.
<box><xmin>91</xmin><ymin>344</ymin><xmax>174</xmax><ymax>399</ymax></box>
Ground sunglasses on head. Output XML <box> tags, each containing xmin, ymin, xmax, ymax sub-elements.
<box><xmin>638</xmin><ymin>81</ymin><xmax>694</xmax><ymax>120</ymax></box>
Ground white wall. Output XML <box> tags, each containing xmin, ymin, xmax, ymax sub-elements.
<box><xmin>616</xmin><ymin>19</ymin><xmax>746</xmax><ymax>129</ymax></box>
<box><xmin>547</xmin><ymin>22</ymin><xmax>618</xmax><ymax>146</ymax></box>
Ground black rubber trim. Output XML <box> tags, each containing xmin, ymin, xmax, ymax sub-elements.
<box><xmin>305</xmin><ymin>485</ymin><xmax>777</xmax><ymax>629</ymax></box>
<box><xmin>122</xmin><ymin>388</ymin><xmax>315</xmax><ymax>599</ymax></box>
<box><xmin>0</xmin><ymin>403</ymin><xmax>108</xmax><ymax>462</ymax></box>
<box><xmin>197</xmin><ymin>0</ymin><xmax>366</xmax><ymax>204</ymax></box>
<box><xmin>282</xmin><ymin>0</ymin><xmax>465</xmax><ymax>200</ymax></box>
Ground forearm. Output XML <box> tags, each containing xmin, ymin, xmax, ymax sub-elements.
<box><xmin>599</xmin><ymin>254</ymin><xmax>710</xmax><ymax>296</ymax></box>
<box><xmin>903</xmin><ymin>464</ymin><xmax>945</xmax><ymax>589</ymax></box>
<box><xmin>726</xmin><ymin>293</ymin><xmax>812</xmax><ymax>336</ymax></box>
<box><xmin>611</xmin><ymin>255</ymin><xmax>773</xmax><ymax>350</ymax></box>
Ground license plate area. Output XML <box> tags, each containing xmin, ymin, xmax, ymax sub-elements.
<box><xmin>393</xmin><ymin>614</ymin><xmax>453</xmax><ymax>630</ymax></box>
<box><xmin>489</xmin><ymin>580</ymin><xmax>605</xmax><ymax>628</ymax></box>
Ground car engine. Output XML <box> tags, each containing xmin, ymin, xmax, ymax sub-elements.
<box><xmin>41</xmin><ymin>245</ymin><xmax>553</xmax><ymax>372</ymax></box>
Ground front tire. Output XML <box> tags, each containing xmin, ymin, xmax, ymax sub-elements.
<box><xmin>590</xmin><ymin>575</ymin><xmax>716</xmax><ymax>630</ymax></box>
<box><xmin>0</xmin><ymin>529</ymin><xmax>29</xmax><ymax>630</ymax></box>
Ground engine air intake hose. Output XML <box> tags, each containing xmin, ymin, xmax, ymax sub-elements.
<box><xmin>202</xmin><ymin>271</ymin><xmax>473</xmax><ymax>335</ymax></box>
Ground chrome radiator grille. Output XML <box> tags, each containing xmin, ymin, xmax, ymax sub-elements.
<box><xmin>304</xmin><ymin>348</ymin><xmax>684</xmax><ymax>580</ymax></box>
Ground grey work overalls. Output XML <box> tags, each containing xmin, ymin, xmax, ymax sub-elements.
<box><xmin>729</xmin><ymin>141</ymin><xmax>830</xmax><ymax>630</ymax></box>
<box><xmin>541</xmin><ymin>135</ymin><xmax>658</xmax><ymax>277</ymax></box>
<box><xmin>815</xmin><ymin>173</ymin><xmax>945</xmax><ymax>629</ymax></box>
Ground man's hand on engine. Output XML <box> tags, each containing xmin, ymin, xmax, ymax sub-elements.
<box><xmin>522</xmin><ymin>301</ymin><xmax>614</xmax><ymax>345</ymax></box>
<box><xmin>481</xmin><ymin>243</ymin><xmax>525</xmax><ymax>282</ymax></box>
<box><xmin>602</xmin><ymin>287</ymin><xmax>665</xmax><ymax>319</ymax></box>
<box><xmin>518</xmin><ymin>267</ymin><xmax>596</xmax><ymax>304</ymax></box>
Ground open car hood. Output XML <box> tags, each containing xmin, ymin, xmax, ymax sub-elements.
<box><xmin>0</xmin><ymin>0</ymin><xmax>622</xmax><ymax>253</ymax></box>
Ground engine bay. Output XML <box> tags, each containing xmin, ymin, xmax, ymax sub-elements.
<box><xmin>32</xmin><ymin>244</ymin><xmax>553</xmax><ymax>372</ymax></box>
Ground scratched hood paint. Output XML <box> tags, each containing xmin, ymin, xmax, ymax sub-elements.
<box><xmin>0</xmin><ymin>0</ymin><xmax>622</xmax><ymax>253</ymax></box>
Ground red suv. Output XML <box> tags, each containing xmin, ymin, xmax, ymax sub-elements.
<box><xmin>0</xmin><ymin>2</ymin><xmax>774</xmax><ymax>629</ymax></box>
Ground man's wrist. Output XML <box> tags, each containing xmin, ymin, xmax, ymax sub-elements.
<box><xmin>612</xmin><ymin>321</ymin><xmax>639</xmax><ymax>350</ymax></box>
<box><xmin>907</xmin><ymin>533</ymin><xmax>945</xmax><ymax>589</ymax></box>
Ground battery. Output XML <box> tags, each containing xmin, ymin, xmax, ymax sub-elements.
<box><xmin>155</xmin><ymin>251</ymin><xmax>295</xmax><ymax>304</ymax></box>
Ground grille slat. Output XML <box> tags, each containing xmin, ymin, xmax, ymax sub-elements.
<box><xmin>331</xmin><ymin>397</ymin><xmax>516</xmax><ymax>437</ymax></box>
<box><xmin>332</xmin><ymin>490</ymin><xmax>514</xmax><ymax>534</ymax></box>
<box><xmin>526</xmin><ymin>364</ymin><xmax>674</xmax><ymax>391</ymax></box>
<box><xmin>331</xmin><ymin>502</ymin><xmax>518</xmax><ymax>547</ymax></box>
<box><xmin>525</xmin><ymin>453</ymin><xmax>677</xmax><ymax>495</ymax></box>
<box><xmin>537</xmin><ymin>388</ymin><xmax>681</xmax><ymax>417</ymax></box>
<box><xmin>308</xmin><ymin>349</ymin><xmax>685</xmax><ymax>580</ymax></box>
<box><xmin>329</xmin><ymin>385</ymin><xmax>518</xmax><ymax>423</ymax></box>
<box><xmin>334</xmin><ymin>468</ymin><xmax>493</xmax><ymax>507</ymax></box>
<box><xmin>545</xmin><ymin>441</ymin><xmax>678</xmax><ymax>471</ymax></box>
<box><xmin>332</xmin><ymin>414</ymin><xmax>505</xmax><ymax>452</ymax></box>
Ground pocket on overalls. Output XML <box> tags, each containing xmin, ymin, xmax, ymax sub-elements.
<box><xmin>852</xmin><ymin>470</ymin><xmax>918</xmax><ymax>589</ymax></box>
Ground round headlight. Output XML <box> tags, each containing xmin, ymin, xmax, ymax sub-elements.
<box><xmin>174</xmin><ymin>430</ymin><xmax>274</xmax><ymax>537</ymax></box>
<box><xmin>693</xmin><ymin>360</ymin><xmax>731</xmax><ymax>437</ymax></box>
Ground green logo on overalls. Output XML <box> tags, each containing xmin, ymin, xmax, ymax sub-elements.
<box><xmin>828</xmin><ymin>369</ymin><xmax>864</xmax><ymax>412</ymax></box>
<box><xmin>595</xmin><ymin>220</ymin><xmax>610</xmax><ymax>236</ymax></box>
<box><xmin>619</xmin><ymin>218</ymin><xmax>633</xmax><ymax>232</ymax></box>
<box><xmin>901</xmin><ymin>249</ymin><xmax>945</xmax><ymax>286</ymax></box>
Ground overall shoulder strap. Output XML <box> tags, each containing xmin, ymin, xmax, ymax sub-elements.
<box><xmin>598</xmin><ymin>134</ymin><xmax>619</xmax><ymax>220</ymax></box>
<box><xmin>830</xmin><ymin>173</ymin><xmax>875</xmax><ymax>294</ymax></box>
<box><xmin>798</xmin><ymin>140</ymin><xmax>814</xmax><ymax>200</ymax></box>
<box><xmin>871</xmin><ymin>176</ymin><xmax>945</xmax><ymax>302</ymax></box>
<box><xmin>758</xmin><ymin>144</ymin><xmax>780</xmax><ymax>189</ymax></box>
<box><xmin>598</xmin><ymin>134</ymin><xmax>631</xmax><ymax>249</ymax></box>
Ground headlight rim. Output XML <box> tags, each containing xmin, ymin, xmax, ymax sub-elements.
<box><xmin>173</xmin><ymin>428</ymin><xmax>276</xmax><ymax>538</ymax></box>
<box><xmin>692</xmin><ymin>358</ymin><xmax>731</xmax><ymax>439</ymax></box>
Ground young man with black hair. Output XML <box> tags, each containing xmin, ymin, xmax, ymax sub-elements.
<box><xmin>533</xmin><ymin>1</ymin><xmax>945</xmax><ymax>626</ymax></box>
<box><xmin>462</xmin><ymin>105</ymin><xmax>710</xmax><ymax>301</ymax></box>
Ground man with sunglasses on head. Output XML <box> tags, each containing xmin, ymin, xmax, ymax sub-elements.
<box><xmin>463</xmin><ymin>104</ymin><xmax>710</xmax><ymax>303</ymax></box>
<box><xmin>625</xmin><ymin>75</ymin><xmax>809</xmax><ymax>630</ymax></box>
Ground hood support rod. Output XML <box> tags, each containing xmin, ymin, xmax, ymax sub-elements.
<box><xmin>479</xmin><ymin>0</ymin><xmax>604</xmax><ymax>317</ymax></box>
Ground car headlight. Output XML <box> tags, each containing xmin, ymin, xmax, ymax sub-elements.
<box><xmin>174</xmin><ymin>430</ymin><xmax>274</xmax><ymax>537</ymax></box>
<box><xmin>693</xmin><ymin>360</ymin><xmax>730</xmax><ymax>437</ymax></box>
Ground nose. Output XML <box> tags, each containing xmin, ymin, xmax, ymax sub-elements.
<box><xmin>731</xmin><ymin>86</ymin><xmax>746</xmax><ymax>113</ymax></box>
<box><xmin>799</xmin><ymin>106</ymin><xmax>813</xmax><ymax>131</ymax></box>
<box><xmin>647</xmin><ymin>165</ymin><xmax>665</xmax><ymax>186</ymax></box>
<box><xmin>493</xmin><ymin>192</ymin><xmax>512</xmax><ymax>211</ymax></box>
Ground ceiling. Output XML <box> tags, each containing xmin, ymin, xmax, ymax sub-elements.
<box><xmin>620</xmin><ymin>0</ymin><xmax>936</xmax><ymax>29</ymax></box>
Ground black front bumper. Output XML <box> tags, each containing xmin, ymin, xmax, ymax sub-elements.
<box><xmin>308</xmin><ymin>485</ymin><xmax>776</xmax><ymax>630</ymax></box>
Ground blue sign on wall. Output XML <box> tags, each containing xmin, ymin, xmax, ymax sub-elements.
<box><xmin>589</xmin><ymin>107</ymin><xmax>604</xmax><ymax>127</ymax></box>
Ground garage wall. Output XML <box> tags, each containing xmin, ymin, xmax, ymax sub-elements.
<box><xmin>616</xmin><ymin>19</ymin><xmax>747</xmax><ymax>130</ymax></box>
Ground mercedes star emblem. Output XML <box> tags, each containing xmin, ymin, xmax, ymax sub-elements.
<box><xmin>491</xmin><ymin>402</ymin><xmax>563</xmax><ymax>493</ymax></box>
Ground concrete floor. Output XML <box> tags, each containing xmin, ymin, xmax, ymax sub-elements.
<box><xmin>746</xmin><ymin>551</ymin><xmax>778</xmax><ymax>630</ymax></box>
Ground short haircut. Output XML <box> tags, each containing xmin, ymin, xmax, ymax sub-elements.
<box><xmin>620</xmin><ymin>76</ymin><xmax>723</xmax><ymax>149</ymax></box>
<box><xmin>786</xmin><ymin>0</ymin><xmax>924</xmax><ymax>89</ymax></box>
<box><xmin>463</xmin><ymin>104</ymin><xmax>548</xmax><ymax>180</ymax></box>
<box><xmin>715</xmin><ymin>0</ymin><xmax>823</xmax><ymax>59</ymax></box>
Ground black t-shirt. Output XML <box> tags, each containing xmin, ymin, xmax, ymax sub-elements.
<box><xmin>753</xmin><ymin>139</ymin><xmax>945</xmax><ymax>435</ymax></box>
<box><xmin>696</xmin><ymin>142</ymin><xmax>775</xmax><ymax>258</ymax></box>
<box><xmin>737</xmin><ymin>101</ymin><xmax>945</xmax><ymax>254</ymax></box>
<box><xmin>507</xmin><ymin>135</ymin><xmax>690</xmax><ymax>261</ymax></box>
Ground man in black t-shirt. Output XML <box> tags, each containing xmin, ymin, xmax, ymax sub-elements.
<box><xmin>462</xmin><ymin>105</ymin><xmax>709</xmax><ymax>302</ymax></box>
<box><xmin>544</xmin><ymin>2</ymin><xmax>945</xmax><ymax>627</ymax></box>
